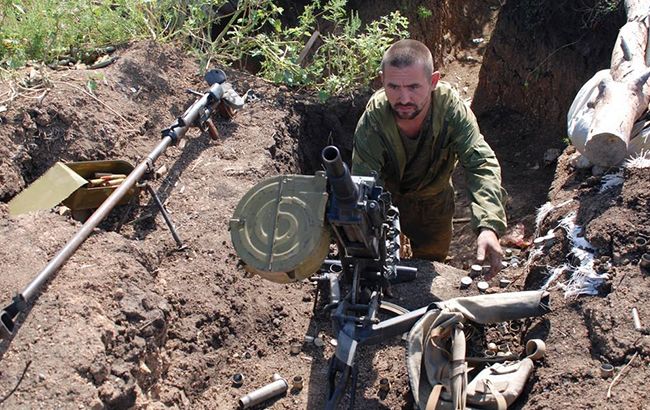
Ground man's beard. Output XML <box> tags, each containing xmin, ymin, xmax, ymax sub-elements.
<box><xmin>390</xmin><ymin>103</ymin><xmax>423</xmax><ymax>120</ymax></box>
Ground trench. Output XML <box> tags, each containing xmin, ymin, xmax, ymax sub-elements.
<box><xmin>271</xmin><ymin>0</ymin><xmax>623</xmax><ymax>269</ymax></box>
<box><xmin>0</xmin><ymin>2</ymin><xmax>630</xmax><ymax>409</ymax></box>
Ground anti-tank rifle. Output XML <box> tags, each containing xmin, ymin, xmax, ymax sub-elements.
<box><xmin>230</xmin><ymin>145</ymin><xmax>422</xmax><ymax>409</ymax></box>
<box><xmin>1</xmin><ymin>69</ymin><xmax>244</xmax><ymax>342</ymax></box>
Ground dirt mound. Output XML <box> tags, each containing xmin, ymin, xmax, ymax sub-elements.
<box><xmin>1</xmin><ymin>4</ymin><xmax>649</xmax><ymax>410</ymax></box>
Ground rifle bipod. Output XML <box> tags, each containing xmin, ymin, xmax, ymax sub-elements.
<box><xmin>143</xmin><ymin>183</ymin><xmax>186</xmax><ymax>250</ymax></box>
<box><xmin>114</xmin><ymin>182</ymin><xmax>186</xmax><ymax>251</ymax></box>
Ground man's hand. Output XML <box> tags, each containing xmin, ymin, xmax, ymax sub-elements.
<box><xmin>476</xmin><ymin>228</ymin><xmax>503</xmax><ymax>279</ymax></box>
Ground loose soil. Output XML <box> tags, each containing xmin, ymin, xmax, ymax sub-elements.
<box><xmin>1</xmin><ymin>3</ymin><xmax>649</xmax><ymax>410</ymax></box>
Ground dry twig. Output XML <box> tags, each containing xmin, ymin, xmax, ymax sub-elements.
<box><xmin>54</xmin><ymin>81</ymin><xmax>137</xmax><ymax>129</ymax></box>
<box><xmin>0</xmin><ymin>360</ymin><xmax>33</xmax><ymax>405</ymax></box>
<box><xmin>606</xmin><ymin>351</ymin><xmax>639</xmax><ymax>399</ymax></box>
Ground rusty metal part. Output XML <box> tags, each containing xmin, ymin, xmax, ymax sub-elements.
<box><xmin>292</xmin><ymin>375</ymin><xmax>304</xmax><ymax>391</ymax></box>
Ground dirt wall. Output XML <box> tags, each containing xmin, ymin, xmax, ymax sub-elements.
<box><xmin>349</xmin><ymin>0</ymin><xmax>501</xmax><ymax>68</ymax></box>
<box><xmin>472</xmin><ymin>0</ymin><xmax>625</xmax><ymax>141</ymax></box>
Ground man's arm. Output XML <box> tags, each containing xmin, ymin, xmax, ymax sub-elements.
<box><xmin>447</xmin><ymin>95</ymin><xmax>507</xmax><ymax>276</ymax></box>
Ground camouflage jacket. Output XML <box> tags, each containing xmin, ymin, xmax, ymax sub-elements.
<box><xmin>351</xmin><ymin>82</ymin><xmax>507</xmax><ymax>235</ymax></box>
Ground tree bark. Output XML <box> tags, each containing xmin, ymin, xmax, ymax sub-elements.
<box><xmin>568</xmin><ymin>0</ymin><xmax>650</xmax><ymax>167</ymax></box>
<box><xmin>571</xmin><ymin>0</ymin><xmax>650</xmax><ymax>166</ymax></box>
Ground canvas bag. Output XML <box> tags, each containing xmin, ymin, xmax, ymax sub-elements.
<box><xmin>465</xmin><ymin>358</ymin><xmax>535</xmax><ymax>409</ymax></box>
<box><xmin>407</xmin><ymin>290</ymin><xmax>550</xmax><ymax>410</ymax></box>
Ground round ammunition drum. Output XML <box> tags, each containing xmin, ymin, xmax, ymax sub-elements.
<box><xmin>230</xmin><ymin>174</ymin><xmax>331</xmax><ymax>283</ymax></box>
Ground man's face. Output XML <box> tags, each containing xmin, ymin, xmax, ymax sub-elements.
<box><xmin>381</xmin><ymin>62</ymin><xmax>439</xmax><ymax>120</ymax></box>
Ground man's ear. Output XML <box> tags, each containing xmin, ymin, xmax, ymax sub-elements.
<box><xmin>379</xmin><ymin>70</ymin><xmax>384</xmax><ymax>84</ymax></box>
<box><xmin>431</xmin><ymin>71</ymin><xmax>441</xmax><ymax>88</ymax></box>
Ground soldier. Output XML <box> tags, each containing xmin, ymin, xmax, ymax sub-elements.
<box><xmin>352</xmin><ymin>39</ymin><xmax>507</xmax><ymax>277</ymax></box>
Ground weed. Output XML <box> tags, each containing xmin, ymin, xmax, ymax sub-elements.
<box><xmin>242</xmin><ymin>2</ymin><xmax>409</xmax><ymax>96</ymax></box>
<box><xmin>417</xmin><ymin>6</ymin><xmax>433</xmax><ymax>19</ymax></box>
<box><xmin>0</xmin><ymin>0</ymin><xmax>147</xmax><ymax>67</ymax></box>
<box><xmin>1</xmin><ymin>0</ymin><xmax>409</xmax><ymax>96</ymax></box>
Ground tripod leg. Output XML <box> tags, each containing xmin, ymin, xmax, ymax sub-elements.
<box><xmin>325</xmin><ymin>357</ymin><xmax>352</xmax><ymax>410</ymax></box>
<box><xmin>348</xmin><ymin>363</ymin><xmax>358</xmax><ymax>410</ymax></box>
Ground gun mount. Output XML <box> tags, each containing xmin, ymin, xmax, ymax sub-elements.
<box><xmin>230</xmin><ymin>145</ymin><xmax>422</xmax><ymax>409</ymax></box>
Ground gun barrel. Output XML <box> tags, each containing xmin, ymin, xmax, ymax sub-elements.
<box><xmin>322</xmin><ymin>146</ymin><xmax>358</xmax><ymax>204</ymax></box>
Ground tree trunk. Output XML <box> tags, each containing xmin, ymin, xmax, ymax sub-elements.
<box><xmin>571</xmin><ymin>0</ymin><xmax>650</xmax><ymax>166</ymax></box>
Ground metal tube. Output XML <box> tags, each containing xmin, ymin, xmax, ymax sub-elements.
<box><xmin>239</xmin><ymin>374</ymin><xmax>288</xmax><ymax>409</ymax></box>
<box><xmin>321</xmin><ymin>146</ymin><xmax>346</xmax><ymax>177</ymax></box>
<box><xmin>321</xmin><ymin>146</ymin><xmax>357</xmax><ymax>204</ymax></box>
<box><xmin>144</xmin><ymin>184</ymin><xmax>184</xmax><ymax>249</ymax></box>
<box><xmin>329</xmin><ymin>272</ymin><xmax>341</xmax><ymax>305</ymax></box>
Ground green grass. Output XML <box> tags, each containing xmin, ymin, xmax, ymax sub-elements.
<box><xmin>0</xmin><ymin>0</ymin><xmax>150</xmax><ymax>68</ymax></box>
<box><xmin>0</xmin><ymin>0</ymin><xmax>409</xmax><ymax>96</ymax></box>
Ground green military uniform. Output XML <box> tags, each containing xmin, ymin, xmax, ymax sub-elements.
<box><xmin>352</xmin><ymin>82</ymin><xmax>507</xmax><ymax>260</ymax></box>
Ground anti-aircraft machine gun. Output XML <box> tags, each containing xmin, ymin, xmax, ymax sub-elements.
<box><xmin>230</xmin><ymin>145</ymin><xmax>423</xmax><ymax>408</ymax></box>
<box><xmin>231</xmin><ymin>146</ymin><xmax>553</xmax><ymax>410</ymax></box>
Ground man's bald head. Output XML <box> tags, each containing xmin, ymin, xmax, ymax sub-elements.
<box><xmin>381</xmin><ymin>39</ymin><xmax>434</xmax><ymax>76</ymax></box>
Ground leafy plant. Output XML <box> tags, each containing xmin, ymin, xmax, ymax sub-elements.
<box><xmin>417</xmin><ymin>6</ymin><xmax>433</xmax><ymax>19</ymax></box>
<box><xmin>0</xmin><ymin>0</ymin><xmax>147</xmax><ymax>68</ymax></box>
<box><xmin>240</xmin><ymin>1</ymin><xmax>409</xmax><ymax>97</ymax></box>
<box><xmin>1</xmin><ymin>0</ymin><xmax>410</xmax><ymax>97</ymax></box>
